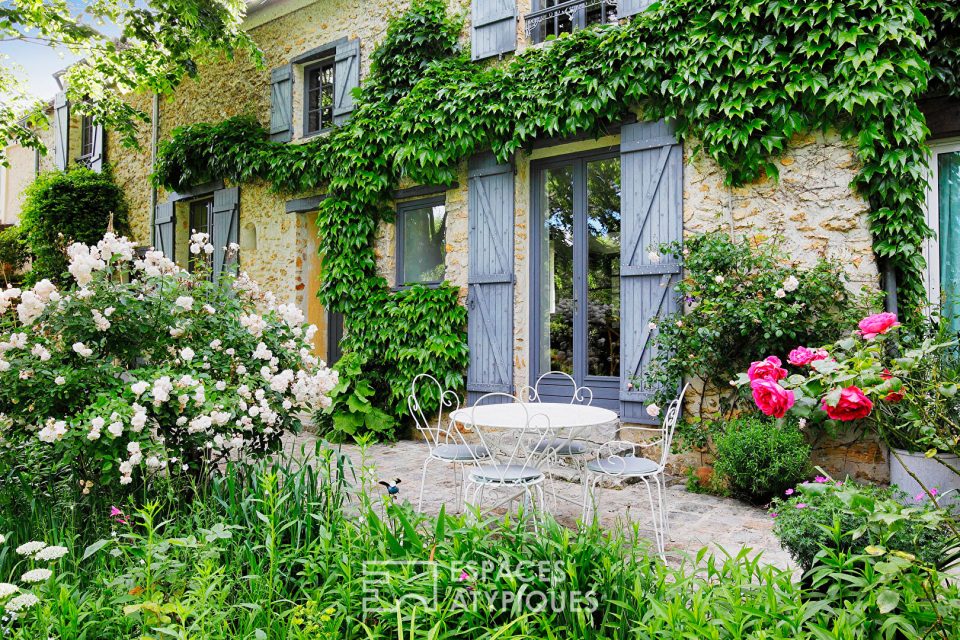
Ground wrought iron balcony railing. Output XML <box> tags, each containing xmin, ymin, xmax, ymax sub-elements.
<box><xmin>524</xmin><ymin>0</ymin><xmax>619</xmax><ymax>45</ymax></box>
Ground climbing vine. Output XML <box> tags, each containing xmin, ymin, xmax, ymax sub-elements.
<box><xmin>154</xmin><ymin>0</ymin><xmax>960</xmax><ymax>432</ymax></box>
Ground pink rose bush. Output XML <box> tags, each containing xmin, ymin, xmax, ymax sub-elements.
<box><xmin>736</xmin><ymin>312</ymin><xmax>956</xmax><ymax>434</ymax></box>
<box><xmin>0</xmin><ymin>232</ymin><xmax>337</xmax><ymax>489</ymax></box>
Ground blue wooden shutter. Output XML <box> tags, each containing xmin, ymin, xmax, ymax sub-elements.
<box><xmin>89</xmin><ymin>120</ymin><xmax>105</xmax><ymax>172</ymax></box>
<box><xmin>53</xmin><ymin>91</ymin><xmax>70</xmax><ymax>170</ymax></box>
<box><xmin>153</xmin><ymin>201</ymin><xmax>176</xmax><ymax>261</ymax></box>
<box><xmin>270</xmin><ymin>65</ymin><xmax>293</xmax><ymax>142</ymax></box>
<box><xmin>333</xmin><ymin>40</ymin><xmax>360</xmax><ymax>125</ymax></box>
<box><xmin>211</xmin><ymin>187</ymin><xmax>240</xmax><ymax>280</ymax></box>
<box><xmin>620</xmin><ymin>0</ymin><xmax>655</xmax><ymax>19</ymax></box>
<box><xmin>471</xmin><ymin>0</ymin><xmax>516</xmax><ymax>61</ymax></box>
<box><xmin>619</xmin><ymin>120</ymin><xmax>682</xmax><ymax>423</ymax></box>
<box><xmin>467</xmin><ymin>153</ymin><xmax>514</xmax><ymax>405</ymax></box>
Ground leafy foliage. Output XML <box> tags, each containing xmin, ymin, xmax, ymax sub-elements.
<box><xmin>771</xmin><ymin>479</ymin><xmax>952</xmax><ymax>573</ymax></box>
<box><xmin>0</xmin><ymin>0</ymin><xmax>260</xmax><ymax>161</ymax></box>
<box><xmin>0</xmin><ymin>226</ymin><xmax>28</xmax><ymax>285</ymax></box>
<box><xmin>154</xmin><ymin>0</ymin><xmax>958</xmax><ymax>427</ymax></box>
<box><xmin>18</xmin><ymin>166</ymin><xmax>129</xmax><ymax>285</ymax></box>
<box><xmin>713</xmin><ymin>414</ymin><xmax>811</xmax><ymax>504</ymax></box>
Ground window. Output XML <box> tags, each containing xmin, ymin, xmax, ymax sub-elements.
<box><xmin>79</xmin><ymin>115</ymin><xmax>95</xmax><ymax>160</ymax></box>
<box><xmin>524</xmin><ymin>0</ymin><xmax>618</xmax><ymax>44</ymax></box>
<box><xmin>188</xmin><ymin>197</ymin><xmax>212</xmax><ymax>274</ymax></box>
<box><xmin>925</xmin><ymin>138</ymin><xmax>960</xmax><ymax>334</ymax></box>
<box><xmin>396</xmin><ymin>198</ymin><xmax>447</xmax><ymax>286</ymax></box>
<box><xmin>304</xmin><ymin>57</ymin><xmax>335</xmax><ymax>135</ymax></box>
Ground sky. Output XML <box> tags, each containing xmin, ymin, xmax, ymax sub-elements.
<box><xmin>0</xmin><ymin>1</ymin><xmax>127</xmax><ymax>102</ymax></box>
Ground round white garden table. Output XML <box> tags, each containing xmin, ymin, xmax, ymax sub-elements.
<box><xmin>449</xmin><ymin>402</ymin><xmax>618</xmax><ymax>431</ymax></box>
<box><xmin>449</xmin><ymin>402</ymin><xmax>619</xmax><ymax>514</ymax></box>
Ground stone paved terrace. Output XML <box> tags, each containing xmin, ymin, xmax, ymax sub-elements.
<box><xmin>283</xmin><ymin>433</ymin><xmax>795</xmax><ymax>570</ymax></box>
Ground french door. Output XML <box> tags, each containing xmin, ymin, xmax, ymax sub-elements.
<box><xmin>925</xmin><ymin>139</ymin><xmax>960</xmax><ymax>334</ymax></box>
<box><xmin>531</xmin><ymin>150</ymin><xmax>622</xmax><ymax>409</ymax></box>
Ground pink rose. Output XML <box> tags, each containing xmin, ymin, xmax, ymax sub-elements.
<box><xmin>787</xmin><ymin>346</ymin><xmax>829</xmax><ymax>367</ymax></box>
<box><xmin>747</xmin><ymin>356</ymin><xmax>788</xmax><ymax>382</ymax></box>
<box><xmin>750</xmin><ymin>378</ymin><xmax>796</xmax><ymax>418</ymax></box>
<box><xmin>858</xmin><ymin>312</ymin><xmax>900</xmax><ymax>340</ymax></box>
<box><xmin>822</xmin><ymin>386</ymin><xmax>873</xmax><ymax>421</ymax></box>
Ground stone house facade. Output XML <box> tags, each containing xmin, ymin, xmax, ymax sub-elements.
<box><xmin>6</xmin><ymin>0</ymin><xmax>960</xmax><ymax>480</ymax></box>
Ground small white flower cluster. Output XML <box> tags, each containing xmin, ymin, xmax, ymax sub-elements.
<box><xmin>67</xmin><ymin>244</ymin><xmax>106</xmax><ymax>286</ymax></box>
<box><xmin>189</xmin><ymin>230</ymin><xmax>215</xmax><ymax>256</ymax></box>
<box><xmin>233</xmin><ymin>271</ymin><xmax>277</xmax><ymax>308</ymax></box>
<box><xmin>0</xmin><ymin>538</ymin><xmax>67</xmax><ymax>619</ymax></box>
<box><xmin>37</xmin><ymin>419</ymin><xmax>68</xmax><ymax>443</ymax></box>
<box><xmin>0</xmin><ymin>286</ymin><xmax>21</xmax><ymax>315</ymax></box>
<box><xmin>134</xmin><ymin>249</ymin><xmax>180</xmax><ymax>277</ymax></box>
<box><xmin>16</xmin><ymin>279</ymin><xmax>59</xmax><ymax>325</ymax></box>
<box><xmin>92</xmin><ymin>308</ymin><xmax>112</xmax><ymax>331</ymax></box>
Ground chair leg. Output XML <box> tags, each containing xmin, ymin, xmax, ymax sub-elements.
<box><xmin>417</xmin><ymin>457</ymin><xmax>432</xmax><ymax>513</ymax></box>
<box><xmin>657</xmin><ymin>474</ymin><xmax>670</xmax><ymax>538</ymax></box>
<box><xmin>641</xmin><ymin>478</ymin><xmax>664</xmax><ymax>556</ymax></box>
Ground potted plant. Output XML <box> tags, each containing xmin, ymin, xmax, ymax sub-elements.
<box><xmin>733</xmin><ymin>311</ymin><xmax>960</xmax><ymax>505</ymax></box>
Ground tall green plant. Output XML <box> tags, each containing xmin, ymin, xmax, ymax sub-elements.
<box><xmin>19</xmin><ymin>166</ymin><xmax>129</xmax><ymax>285</ymax></box>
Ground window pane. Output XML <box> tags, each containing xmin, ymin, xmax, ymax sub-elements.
<box><xmin>940</xmin><ymin>151</ymin><xmax>960</xmax><ymax>333</ymax></box>
<box><xmin>586</xmin><ymin>157</ymin><xmax>621</xmax><ymax>377</ymax></box>
<box><xmin>540</xmin><ymin>165</ymin><xmax>575</xmax><ymax>375</ymax></box>
<box><xmin>306</xmin><ymin>60</ymin><xmax>335</xmax><ymax>133</ymax></box>
<box><xmin>401</xmin><ymin>204</ymin><xmax>446</xmax><ymax>284</ymax></box>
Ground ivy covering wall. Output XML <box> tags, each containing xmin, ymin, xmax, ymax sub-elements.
<box><xmin>154</xmin><ymin>0</ymin><xmax>960</xmax><ymax>428</ymax></box>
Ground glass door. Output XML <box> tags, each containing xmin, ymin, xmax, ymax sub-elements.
<box><xmin>927</xmin><ymin>140</ymin><xmax>960</xmax><ymax>334</ymax></box>
<box><xmin>532</xmin><ymin>151</ymin><xmax>622</xmax><ymax>409</ymax></box>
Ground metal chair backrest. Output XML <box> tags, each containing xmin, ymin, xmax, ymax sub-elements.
<box><xmin>518</xmin><ymin>371</ymin><xmax>593</xmax><ymax>405</ymax></box>
<box><xmin>595</xmin><ymin>384</ymin><xmax>690</xmax><ymax>474</ymax></box>
<box><xmin>464</xmin><ymin>392</ymin><xmax>554</xmax><ymax>476</ymax></box>
<box><xmin>408</xmin><ymin>373</ymin><xmax>461</xmax><ymax>452</ymax></box>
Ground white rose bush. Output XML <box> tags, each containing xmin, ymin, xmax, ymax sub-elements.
<box><xmin>0</xmin><ymin>231</ymin><xmax>337</xmax><ymax>490</ymax></box>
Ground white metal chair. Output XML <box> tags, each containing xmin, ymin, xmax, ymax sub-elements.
<box><xmin>408</xmin><ymin>373</ymin><xmax>489</xmax><ymax>513</ymax></box>
<box><xmin>461</xmin><ymin>392</ymin><xmax>554</xmax><ymax>528</ymax></box>
<box><xmin>582</xmin><ymin>384</ymin><xmax>690</xmax><ymax>555</ymax></box>
<box><xmin>518</xmin><ymin>371</ymin><xmax>594</xmax><ymax>506</ymax></box>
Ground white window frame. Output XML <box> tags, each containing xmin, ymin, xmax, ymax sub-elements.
<box><xmin>923</xmin><ymin>137</ymin><xmax>960</xmax><ymax>306</ymax></box>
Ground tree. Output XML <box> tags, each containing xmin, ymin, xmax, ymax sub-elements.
<box><xmin>0</xmin><ymin>0</ymin><xmax>261</xmax><ymax>165</ymax></box>
<box><xmin>19</xmin><ymin>165</ymin><xmax>129</xmax><ymax>285</ymax></box>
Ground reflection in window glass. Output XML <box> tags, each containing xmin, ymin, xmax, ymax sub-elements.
<box><xmin>940</xmin><ymin>151</ymin><xmax>960</xmax><ymax>333</ymax></box>
<box><xmin>188</xmin><ymin>198</ymin><xmax>212</xmax><ymax>274</ymax></box>
<box><xmin>400</xmin><ymin>203</ymin><xmax>447</xmax><ymax>285</ymax></box>
<box><xmin>540</xmin><ymin>165</ymin><xmax>575</xmax><ymax>375</ymax></box>
<box><xmin>305</xmin><ymin>59</ymin><xmax>335</xmax><ymax>134</ymax></box>
<box><xmin>586</xmin><ymin>157</ymin><xmax>621</xmax><ymax>377</ymax></box>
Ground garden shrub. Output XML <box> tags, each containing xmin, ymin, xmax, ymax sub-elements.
<box><xmin>0</xmin><ymin>230</ymin><xmax>336</xmax><ymax>490</ymax></box>
<box><xmin>771</xmin><ymin>479</ymin><xmax>952</xmax><ymax>573</ymax></box>
<box><xmin>645</xmin><ymin>231</ymin><xmax>874</xmax><ymax>448</ymax></box>
<box><xmin>0</xmin><ymin>226</ymin><xmax>28</xmax><ymax>285</ymax></box>
<box><xmin>712</xmin><ymin>414</ymin><xmax>810</xmax><ymax>504</ymax></box>
<box><xmin>18</xmin><ymin>166</ymin><xmax>128</xmax><ymax>285</ymax></box>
